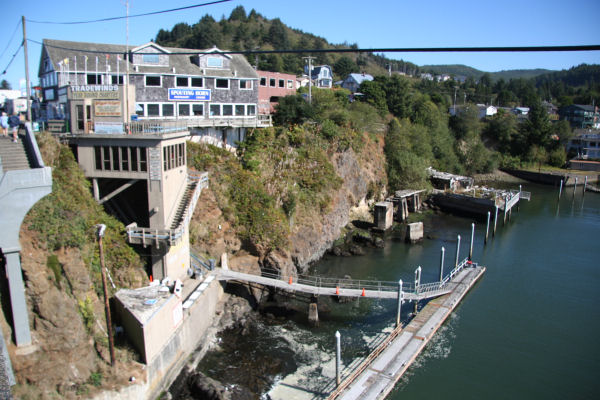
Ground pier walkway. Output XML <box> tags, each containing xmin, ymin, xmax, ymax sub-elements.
<box><xmin>329</xmin><ymin>265</ymin><xmax>485</xmax><ymax>400</ymax></box>
<box><xmin>213</xmin><ymin>257</ymin><xmax>475</xmax><ymax>302</ymax></box>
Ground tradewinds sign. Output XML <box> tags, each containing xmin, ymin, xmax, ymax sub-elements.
<box><xmin>168</xmin><ymin>88</ymin><xmax>211</xmax><ymax>101</ymax></box>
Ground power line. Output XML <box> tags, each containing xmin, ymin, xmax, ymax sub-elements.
<box><xmin>28</xmin><ymin>39</ymin><xmax>600</xmax><ymax>57</ymax></box>
<box><xmin>1</xmin><ymin>42</ymin><xmax>23</xmax><ymax>75</ymax></box>
<box><xmin>26</xmin><ymin>0</ymin><xmax>232</xmax><ymax>25</ymax></box>
<box><xmin>0</xmin><ymin>19</ymin><xmax>22</xmax><ymax>60</ymax></box>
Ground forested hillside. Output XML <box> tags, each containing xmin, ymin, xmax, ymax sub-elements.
<box><xmin>154</xmin><ymin>6</ymin><xmax>420</xmax><ymax>79</ymax></box>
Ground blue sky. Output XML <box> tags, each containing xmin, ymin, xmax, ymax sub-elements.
<box><xmin>1</xmin><ymin>0</ymin><xmax>599</xmax><ymax>91</ymax></box>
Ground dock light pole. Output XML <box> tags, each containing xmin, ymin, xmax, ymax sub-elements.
<box><xmin>97</xmin><ymin>224</ymin><xmax>116</xmax><ymax>367</ymax></box>
<box><xmin>455</xmin><ymin>235</ymin><xmax>461</xmax><ymax>268</ymax></box>
<box><xmin>469</xmin><ymin>223</ymin><xmax>474</xmax><ymax>261</ymax></box>
<box><xmin>335</xmin><ymin>331</ymin><xmax>341</xmax><ymax>387</ymax></box>
<box><xmin>439</xmin><ymin>247</ymin><xmax>445</xmax><ymax>282</ymax></box>
<box><xmin>485</xmin><ymin>211</ymin><xmax>490</xmax><ymax>244</ymax></box>
<box><xmin>396</xmin><ymin>280</ymin><xmax>403</xmax><ymax>328</ymax></box>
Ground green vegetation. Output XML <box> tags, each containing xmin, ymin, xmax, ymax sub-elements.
<box><xmin>77</xmin><ymin>296</ymin><xmax>95</xmax><ymax>332</ymax></box>
<box><xmin>47</xmin><ymin>255</ymin><xmax>63</xmax><ymax>288</ymax></box>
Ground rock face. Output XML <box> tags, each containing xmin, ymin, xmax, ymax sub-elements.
<box><xmin>287</xmin><ymin>149</ymin><xmax>372</xmax><ymax>272</ymax></box>
<box><xmin>187</xmin><ymin>371</ymin><xmax>231</xmax><ymax>400</ymax></box>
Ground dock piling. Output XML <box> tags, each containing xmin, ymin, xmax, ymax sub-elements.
<box><xmin>574</xmin><ymin>177</ymin><xmax>578</xmax><ymax>198</ymax></box>
<box><xmin>335</xmin><ymin>331</ymin><xmax>341</xmax><ymax>386</ymax></box>
<box><xmin>455</xmin><ymin>235</ymin><xmax>461</xmax><ymax>268</ymax></box>
<box><xmin>469</xmin><ymin>223</ymin><xmax>474</xmax><ymax>261</ymax></box>
<box><xmin>485</xmin><ymin>211</ymin><xmax>490</xmax><ymax>244</ymax></box>
<box><xmin>439</xmin><ymin>247</ymin><xmax>445</xmax><ymax>282</ymax></box>
<box><xmin>396</xmin><ymin>280</ymin><xmax>403</xmax><ymax>328</ymax></box>
<box><xmin>503</xmin><ymin>195</ymin><xmax>507</xmax><ymax>226</ymax></box>
<box><xmin>493</xmin><ymin>205</ymin><xmax>498</xmax><ymax>236</ymax></box>
<box><xmin>559</xmin><ymin>179</ymin><xmax>563</xmax><ymax>199</ymax></box>
<box><xmin>584</xmin><ymin>176</ymin><xmax>588</xmax><ymax>195</ymax></box>
<box><xmin>518</xmin><ymin>185</ymin><xmax>521</xmax><ymax>211</ymax></box>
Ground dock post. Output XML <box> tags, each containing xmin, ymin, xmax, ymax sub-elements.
<box><xmin>503</xmin><ymin>195</ymin><xmax>507</xmax><ymax>226</ymax></box>
<box><xmin>493</xmin><ymin>205</ymin><xmax>498</xmax><ymax>236</ymax></box>
<box><xmin>439</xmin><ymin>247</ymin><xmax>445</xmax><ymax>282</ymax></box>
<box><xmin>559</xmin><ymin>179</ymin><xmax>563</xmax><ymax>199</ymax></box>
<box><xmin>414</xmin><ymin>266</ymin><xmax>421</xmax><ymax>314</ymax></box>
<box><xmin>335</xmin><ymin>331</ymin><xmax>341</xmax><ymax>387</ymax></box>
<box><xmin>518</xmin><ymin>185</ymin><xmax>521</xmax><ymax>211</ymax></box>
<box><xmin>455</xmin><ymin>235</ymin><xmax>461</xmax><ymax>268</ymax></box>
<box><xmin>396</xmin><ymin>280</ymin><xmax>403</xmax><ymax>328</ymax></box>
<box><xmin>485</xmin><ymin>211</ymin><xmax>490</xmax><ymax>244</ymax></box>
<box><xmin>573</xmin><ymin>177</ymin><xmax>578</xmax><ymax>198</ymax></box>
<box><xmin>584</xmin><ymin>176</ymin><xmax>588</xmax><ymax>195</ymax></box>
<box><xmin>469</xmin><ymin>223</ymin><xmax>474</xmax><ymax>261</ymax></box>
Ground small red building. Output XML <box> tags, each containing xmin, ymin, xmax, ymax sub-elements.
<box><xmin>256</xmin><ymin>70</ymin><xmax>298</xmax><ymax>114</ymax></box>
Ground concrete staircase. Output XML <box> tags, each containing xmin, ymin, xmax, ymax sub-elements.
<box><xmin>170</xmin><ymin>182</ymin><xmax>197</xmax><ymax>229</ymax></box>
<box><xmin>0</xmin><ymin>133</ymin><xmax>31</xmax><ymax>171</ymax></box>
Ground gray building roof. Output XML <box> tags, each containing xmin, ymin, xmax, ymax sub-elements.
<box><xmin>40</xmin><ymin>39</ymin><xmax>258</xmax><ymax>80</ymax></box>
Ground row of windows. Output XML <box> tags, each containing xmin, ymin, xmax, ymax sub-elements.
<box><xmin>259</xmin><ymin>77</ymin><xmax>294</xmax><ymax>89</ymax></box>
<box><xmin>145</xmin><ymin>76</ymin><xmax>252</xmax><ymax>90</ymax></box>
<box><xmin>94</xmin><ymin>146</ymin><xmax>148</xmax><ymax>172</ymax></box>
<box><xmin>163</xmin><ymin>143</ymin><xmax>186</xmax><ymax>171</ymax></box>
<box><xmin>135</xmin><ymin>102</ymin><xmax>256</xmax><ymax>118</ymax></box>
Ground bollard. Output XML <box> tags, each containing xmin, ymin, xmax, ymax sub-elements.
<box><xmin>396</xmin><ymin>280</ymin><xmax>403</xmax><ymax>328</ymax></box>
<box><xmin>335</xmin><ymin>331</ymin><xmax>341</xmax><ymax>386</ymax></box>
<box><xmin>455</xmin><ymin>235</ymin><xmax>461</xmax><ymax>268</ymax></box>
<box><xmin>469</xmin><ymin>223</ymin><xmax>475</xmax><ymax>261</ymax></box>
<box><xmin>439</xmin><ymin>247</ymin><xmax>445</xmax><ymax>282</ymax></box>
<box><xmin>493</xmin><ymin>205</ymin><xmax>498</xmax><ymax>236</ymax></box>
<box><xmin>559</xmin><ymin>179</ymin><xmax>563</xmax><ymax>199</ymax></box>
<box><xmin>485</xmin><ymin>211</ymin><xmax>490</xmax><ymax>244</ymax></box>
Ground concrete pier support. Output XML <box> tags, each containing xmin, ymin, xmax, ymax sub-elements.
<box><xmin>308</xmin><ymin>302</ymin><xmax>319</xmax><ymax>326</ymax></box>
<box><xmin>405</xmin><ymin>222</ymin><xmax>423</xmax><ymax>243</ymax></box>
<box><xmin>4</xmin><ymin>250</ymin><xmax>31</xmax><ymax>346</ymax></box>
<box><xmin>374</xmin><ymin>201</ymin><xmax>394</xmax><ymax>230</ymax></box>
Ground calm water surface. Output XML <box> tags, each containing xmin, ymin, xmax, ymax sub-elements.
<box><xmin>193</xmin><ymin>183</ymin><xmax>600</xmax><ymax>399</ymax></box>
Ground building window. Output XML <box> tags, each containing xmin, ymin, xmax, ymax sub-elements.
<box><xmin>178</xmin><ymin>104</ymin><xmax>190</xmax><ymax>116</ymax></box>
<box><xmin>260</xmin><ymin>77</ymin><xmax>266</xmax><ymax>86</ymax></box>
<box><xmin>269</xmin><ymin>78</ymin><xmax>276</xmax><ymax>87</ymax></box>
<box><xmin>191</xmin><ymin>77</ymin><xmax>203</xmax><ymax>87</ymax></box>
<box><xmin>278</xmin><ymin>79</ymin><xmax>285</xmax><ymax>88</ymax></box>
<box><xmin>135</xmin><ymin>103</ymin><xmax>145</xmax><ymax>116</ymax></box>
<box><xmin>145</xmin><ymin>75</ymin><xmax>161</xmax><ymax>87</ymax></box>
<box><xmin>210</xmin><ymin>104</ymin><xmax>221</xmax><ymax>116</ymax></box>
<box><xmin>142</xmin><ymin>54</ymin><xmax>160</xmax><ymax>65</ymax></box>
<box><xmin>87</xmin><ymin>74</ymin><xmax>101</xmax><ymax>84</ymax></box>
<box><xmin>95</xmin><ymin>147</ymin><xmax>102</xmax><ymax>170</ymax></box>
<box><xmin>247</xmin><ymin>105</ymin><xmax>256</xmax><ymax>115</ymax></box>
<box><xmin>223</xmin><ymin>105</ymin><xmax>233</xmax><ymax>116</ymax></box>
<box><xmin>287</xmin><ymin>80</ymin><xmax>293</xmax><ymax>89</ymax></box>
<box><xmin>235</xmin><ymin>105</ymin><xmax>245</xmax><ymax>116</ymax></box>
<box><xmin>121</xmin><ymin>147</ymin><xmax>129</xmax><ymax>170</ymax></box>
<box><xmin>147</xmin><ymin>104</ymin><xmax>160</xmax><ymax>116</ymax></box>
<box><xmin>94</xmin><ymin>146</ymin><xmax>146</xmax><ymax>173</ymax></box>
<box><xmin>192</xmin><ymin>104</ymin><xmax>203</xmax><ymax>116</ymax></box>
<box><xmin>176</xmin><ymin>77</ymin><xmax>189</xmax><ymax>87</ymax></box>
<box><xmin>216</xmin><ymin>79</ymin><xmax>229</xmax><ymax>89</ymax></box>
<box><xmin>163</xmin><ymin>143</ymin><xmax>185</xmax><ymax>171</ymax></box>
<box><xmin>239</xmin><ymin>79</ymin><xmax>252</xmax><ymax>90</ymax></box>
<box><xmin>207</xmin><ymin>56</ymin><xmax>223</xmax><ymax>68</ymax></box>
<box><xmin>111</xmin><ymin>75</ymin><xmax>124</xmax><ymax>85</ymax></box>
<box><xmin>162</xmin><ymin>104</ymin><xmax>174</xmax><ymax>117</ymax></box>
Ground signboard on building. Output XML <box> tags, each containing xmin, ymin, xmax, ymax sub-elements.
<box><xmin>94</xmin><ymin>100</ymin><xmax>121</xmax><ymax>116</ymax></box>
<box><xmin>168</xmin><ymin>88</ymin><xmax>210</xmax><ymax>101</ymax></box>
<box><xmin>94</xmin><ymin>121</ymin><xmax>124</xmax><ymax>134</ymax></box>
<box><xmin>148</xmin><ymin>148</ymin><xmax>162</xmax><ymax>181</ymax></box>
<box><xmin>70</xmin><ymin>85</ymin><xmax>119</xmax><ymax>99</ymax></box>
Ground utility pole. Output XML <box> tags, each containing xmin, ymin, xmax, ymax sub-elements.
<box><xmin>97</xmin><ymin>224</ymin><xmax>116</xmax><ymax>367</ymax></box>
<box><xmin>22</xmin><ymin>16</ymin><xmax>32</xmax><ymax>122</ymax></box>
<box><xmin>124</xmin><ymin>0</ymin><xmax>130</xmax><ymax>133</ymax></box>
<box><xmin>303</xmin><ymin>56</ymin><xmax>315</xmax><ymax>104</ymax></box>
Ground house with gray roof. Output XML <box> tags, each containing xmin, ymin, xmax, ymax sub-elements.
<box><xmin>304</xmin><ymin>65</ymin><xmax>333</xmax><ymax>88</ymax></box>
<box><xmin>341</xmin><ymin>73</ymin><xmax>373</xmax><ymax>93</ymax></box>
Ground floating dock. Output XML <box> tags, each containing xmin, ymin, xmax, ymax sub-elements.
<box><xmin>329</xmin><ymin>265</ymin><xmax>485</xmax><ymax>400</ymax></box>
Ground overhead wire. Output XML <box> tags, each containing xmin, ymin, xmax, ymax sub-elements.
<box><xmin>1</xmin><ymin>42</ymin><xmax>23</xmax><ymax>75</ymax></box>
<box><xmin>26</xmin><ymin>0</ymin><xmax>232</xmax><ymax>25</ymax></box>
<box><xmin>0</xmin><ymin>19</ymin><xmax>22</xmax><ymax>60</ymax></box>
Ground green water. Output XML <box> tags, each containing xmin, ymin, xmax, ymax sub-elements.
<box><xmin>191</xmin><ymin>183</ymin><xmax>600</xmax><ymax>399</ymax></box>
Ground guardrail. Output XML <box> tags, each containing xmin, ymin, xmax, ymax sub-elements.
<box><xmin>126</xmin><ymin>171</ymin><xmax>208</xmax><ymax>247</ymax></box>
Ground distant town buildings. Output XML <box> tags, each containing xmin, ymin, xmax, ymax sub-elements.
<box><xmin>256</xmin><ymin>70</ymin><xmax>298</xmax><ymax>114</ymax></box>
<box><xmin>341</xmin><ymin>73</ymin><xmax>373</xmax><ymax>93</ymax></box>
<box><xmin>559</xmin><ymin>104</ymin><xmax>600</xmax><ymax>129</ymax></box>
